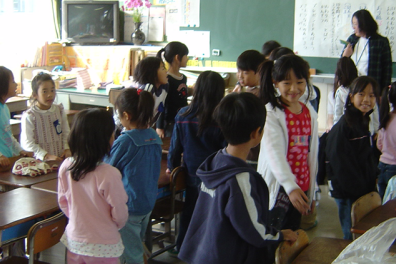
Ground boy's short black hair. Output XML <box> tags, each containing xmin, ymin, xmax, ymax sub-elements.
<box><xmin>262</xmin><ymin>40</ymin><xmax>281</xmax><ymax>57</ymax></box>
<box><xmin>237</xmin><ymin>50</ymin><xmax>265</xmax><ymax>72</ymax></box>
<box><xmin>213</xmin><ymin>93</ymin><xmax>266</xmax><ymax>145</ymax></box>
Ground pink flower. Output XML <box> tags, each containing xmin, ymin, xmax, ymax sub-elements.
<box><xmin>145</xmin><ymin>1</ymin><xmax>152</xmax><ymax>8</ymax></box>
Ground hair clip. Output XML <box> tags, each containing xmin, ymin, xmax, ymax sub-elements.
<box><xmin>38</xmin><ymin>72</ymin><xmax>45</xmax><ymax>76</ymax></box>
<box><xmin>137</xmin><ymin>89</ymin><xmax>142</xmax><ymax>95</ymax></box>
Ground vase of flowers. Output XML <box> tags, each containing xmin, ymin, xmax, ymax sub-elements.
<box><xmin>123</xmin><ymin>0</ymin><xmax>151</xmax><ymax>45</ymax></box>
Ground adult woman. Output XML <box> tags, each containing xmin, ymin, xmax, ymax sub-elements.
<box><xmin>342</xmin><ymin>9</ymin><xmax>392</xmax><ymax>93</ymax></box>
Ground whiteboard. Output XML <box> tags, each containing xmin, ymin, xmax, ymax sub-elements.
<box><xmin>294</xmin><ymin>0</ymin><xmax>396</xmax><ymax>62</ymax></box>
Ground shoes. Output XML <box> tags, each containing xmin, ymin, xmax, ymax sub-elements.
<box><xmin>167</xmin><ymin>248</ymin><xmax>179</xmax><ymax>258</ymax></box>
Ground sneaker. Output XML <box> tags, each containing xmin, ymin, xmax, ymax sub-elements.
<box><xmin>167</xmin><ymin>248</ymin><xmax>179</xmax><ymax>258</ymax></box>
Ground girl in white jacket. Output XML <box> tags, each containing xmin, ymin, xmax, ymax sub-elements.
<box><xmin>257</xmin><ymin>55</ymin><xmax>318</xmax><ymax>231</ymax></box>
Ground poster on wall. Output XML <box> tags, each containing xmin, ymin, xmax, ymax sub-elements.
<box><xmin>294</xmin><ymin>0</ymin><xmax>396</xmax><ymax>61</ymax></box>
<box><xmin>180</xmin><ymin>0</ymin><xmax>200</xmax><ymax>27</ymax></box>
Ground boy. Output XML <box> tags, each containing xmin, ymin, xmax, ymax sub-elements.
<box><xmin>262</xmin><ymin>40</ymin><xmax>281</xmax><ymax>59</ymax></box>
<box><xmin>178</xmin><ymin>93</ymin><xmax>297</xmax><ymax>264</ymax></box>
<box><xmin>233</xmin><ymin>50</ymin><xmax>265</xmax><ymax>96</ymax></box>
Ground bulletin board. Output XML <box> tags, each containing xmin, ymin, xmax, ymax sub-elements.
<box><xmin>294</xmin><ymin>0</ymin><xmax>396</xmax><ymax>61</ymax></box>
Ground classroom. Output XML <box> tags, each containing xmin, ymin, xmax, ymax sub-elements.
<box><xmin>0</xmin><ymin>0</ymin><xmax>396</xmax><ymax>263</ymax></box>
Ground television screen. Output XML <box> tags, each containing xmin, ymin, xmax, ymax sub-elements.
<box><xmin>63</xmin><ymin>1</ymin><xmax>119</xmax><ymax>44</ymax></box>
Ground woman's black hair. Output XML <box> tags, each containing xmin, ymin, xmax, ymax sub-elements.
<box><xmin>0</xmin><ymin>66</ymin><xmax>12</xmax><ymax>101</ymax></box>
<box><xmin>182</xmin><ymin>71</ymin><xmax>225</xmax><ymax>136</ymax></box>
<box><xmin>259</xmin><ymin>54</ymin><xmax>311</xmax><ymax>109</ymax></box>
<box><xmin>237</xmin><ymin>50</ymin><xmax>266</xmax><ymax>72</ymax></box>
<box><xmin>344</xmin><ymin>76</ymin><xmax>379</xmax><ymax>128</ymax></box>
<box><xmin>31</xmin><ymin>73</ymin><xmax>55</xmax><ymax>103</ymax></box>
<box><xmin>352</xmin><ymin>9</ymin><xmax>378</xmax><ymax>37</ymax></box>
<box><xmin>156</xmin><ymin>41</ymin><xmax>189</xmax><ymax>65</ymax></box>
<box><xmin>333</xmin><ymin>57</ymin><xmax>358</xmax><ymax>98</ymax></box>
<box><xmin>262</xmin><ymin>40</ymin><xmax>281</xmax><ymax>58</ymax></box>
<box><xmin>133</xmin><ymin>57</ymin><xmax>164</xmax><ymax>86</ymax></box>
<box><xmin>268</xmin><ymin>47</ymin><xmax>294</xmax><ymax>61</ymax></box>
<box><xmin>379</xmin><ymin>81</ymin><xmax>396</xmax><ymax>130</ymax></box>
<box><xmin>68</xmin><ymin>108</ymin><xmax>115</xmax><ymax>181</ymax></box>
<box><xmin>115</xmin><ymin>88</ymin><xmax>154</xmax><ymax>129</ymax></box>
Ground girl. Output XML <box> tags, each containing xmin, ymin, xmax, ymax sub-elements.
<box><xmin>377</xmin><ymin>82</ymin><xmax>396</xmax><ymax>199</ymax></box>
<box><xmin>0</xmin><ymin>66</ymin><xmax>32</xmax><ymax>167</ymax></box>
<box><xmin>105</xmin><ymin>89</ymin><xmax>162</xmax><ymax>264</ymax></box>
<box><xmin>330</xmin><ymin>57</ymin><xmax>358</xmax><ymax>129</ymax></box>
<box><xmin>133</xmin><ymin>56</ymin><xmax>168</xmax><ymax>127</ymax></box>
<box><xmin>58</xmin><ymin>108</ymin><xmax>128</xmax><ymax>264</ymax></box>
<box><xmin>326</xmin><ymin>76</ymin><xmax>379</xmax><ymax>240</ymax></box>
<box><xmin>167</xmin><ymin>71</ymin><xmax>227</xmax><ymax>253</ymax></box>
<box><xmin>257</xmin><ymin>55</ymin><xmax>318</xmax><ymax>232</ymax></box>
<box><xmin>21</xmin><ymin>73</ymin><xmax>71</xmax><ymax>161</ymax></box>
<box><xmin>156</xmin><ymin>41</ymin><xmax>189</xmax><ymax>138</ymax></box>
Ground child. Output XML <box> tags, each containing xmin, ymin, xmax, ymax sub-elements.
<box><xmin>167</xmin><ymin>71</ymin><xmax>227</xmax><ymax>254</ymax></box>
<box><xmin>58</xmin><ymin>108</ymin><xmax>128</xmax><ymax>264</ymax></box>
<box><xmin>257</xmin><ymin>55</ymin><xmax>318</xmax><ymax>232</ymax></box>
<box><xmin>179</xmin><ymin>93</ymin><xmax>297</xmax><ymax>264</ymax></box>
<box><xmin>20</xmin><ymin>73</ymin><xmax>71</xmax><ymax>161</ymax></box>
<box><xmin>232</xmin><ymin>50</ymin><xmax>265</xmax><ymax>96</ymax></box>
<box><xmin>133</xmin><ymin>56</ymin><xmax>169</xmax><ymax>127</ymax></box>
<box><xmin>156</xmin><ymin>41</ymin><xmax>189</xmax><ymax>138</ymax></box>
<box><xmin>262</xmin><ymin>40</ymin><xmax>281</xmax><ymax>59</ymax></box>
<box><xmin>332</xmin><ymin>57</ymin><xmax>358</xmax><ymax>125</ymax></box>
<box><xmin>377</xmin><ymin>81</ymin><xmax>396</xmax><ymax>199</ymax></box>
<box><xmin>0</xmin><ymin>66</ymin><xmax>32</xmax><ymax>167</ymax></box>
<box><xmin>326</xmin><ymin>76</ymin><xmax>379</xmax><ymax>240</ymax></box>
<box><xmin>105</xmin><ymin>88</ymin><xmax>162</xmax><ymax>264</ymax></box>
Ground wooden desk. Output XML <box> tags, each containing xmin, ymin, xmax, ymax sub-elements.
<box><xmin>31</xmin><ymin>179</ymin><xmax>58</xmax><ymax>194</ymax></box>
<box><xmin>6</xmin><ymin>96</ymin><xmax>28</xmax><ymax>113</ymax></box>
<box><xmin>292</xmin><ymin>237</ymin><xmax>351</xmax><ymax>264</ymax></box>
<box><xmin>10</xmin><ymin>119</ymin><xmax>21</xmax><ymax>138</ymax></box>
<box><xmin>351</xmin><ymin>199</ymin><xmax>396</xmax><ymax>235</ymax></box>
<box><xmin>0</xmin><ymin>161</ymin><xmax>60</xmax><ymax>190</ymax></box>
<box><xmin>0</xmin><ymin>188</ymin><xmax>59</xmax><ymax>231</ymax></box>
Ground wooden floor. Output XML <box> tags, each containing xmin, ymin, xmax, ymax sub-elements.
<box><xmin>38</xmin><ymin>185</ymin><xmax>343</xmax><ymax>264</ymax></box>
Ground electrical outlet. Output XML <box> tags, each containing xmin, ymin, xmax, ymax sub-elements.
<box><xmin>212</xmin><ymin>49</ymin><xmax>220</xmax><ymax>56</ymax></box>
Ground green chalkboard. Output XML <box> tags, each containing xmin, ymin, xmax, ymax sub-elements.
<box><xmin>180</xmin><ymin>0</ymin><xmax>396</xmax><ymax>77</ymax></box>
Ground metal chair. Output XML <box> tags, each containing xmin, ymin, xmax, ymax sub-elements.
<box><xmin>1</xmin><ymin>212</ymin><xmax>67</xmax><ymax>264</ymax></box>
<box><xmin>147</xmin><ymin>166</ymin><xmax>186</xmax><ymax>259</ymax></box>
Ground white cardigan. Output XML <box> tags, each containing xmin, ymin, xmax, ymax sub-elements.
<box><xmin>257</xmin><ymin>102</ymin><xmax>319</xmax><ymax>210</ymax></box>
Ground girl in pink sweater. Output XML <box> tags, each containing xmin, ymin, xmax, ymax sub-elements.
<box><xmin>58</xmin><ymin>108</ymin><xmax>128</xmax><ymax>264</ymax></box>
<box><xmin>377</xmin><ymin>81</ymin><xmax>396</xmax><ymax>199</ymax></box>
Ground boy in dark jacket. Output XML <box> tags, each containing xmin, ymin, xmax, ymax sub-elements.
<box><xmin>179</xmin><ymin>93</ymin><xmax>297</xmax><ymax>264</ymax></box>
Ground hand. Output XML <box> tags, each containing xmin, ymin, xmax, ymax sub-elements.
<box><xmin>342</xmin><ymin>44</ymin><xmax>353</xmax><ymax>57</ymax></box>
<box><xmin>232</xmin><ymin>84</ymin><xmax>242</xmax><ymax>93</ymax></box>
<box><xmin>281</xmin><ymin>229</ymin><xmax>298</xmax><ymax>242</ymax></box>
<box><xmin>156</xmin><ymin>128</ymin><xmax>164</xmax><ymax>138</ymax></box>
<box><xmin>289</xmin><ymin>189</ymin><xmax>310</xmax><ymax>215</ymax></box>
<box><xmin>20</xmin><ymin>150</ymin><xmax>33</xmax><ymax>157</ymax></box>
<box><xmin>60</xmin><ymin>149</ymin><xmax>72</xmax><ymax>159</ymax></box>
<box><xmin>373</xmin><ymin>133</ymin><xmax>378</xmax><ymax>141</ymax></box>
<box><xmin>0</xmin><ymin>156</ymin><xmax>10</xmax><ymax>167</ymax></box>
<box><xmin>44</xmin><ymin>154</ymin><xmax>62</xmax><ymax>162</ymax></box>
<box><xmin>166</xmin><ymin>168</ymin><xmax>172</xmax><ymax>176</ymax></box>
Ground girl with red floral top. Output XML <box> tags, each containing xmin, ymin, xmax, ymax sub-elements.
<box><xmin>257</xmin><ymin>55</ymin><xmax>319</xmax><ymax>232</ymax></box>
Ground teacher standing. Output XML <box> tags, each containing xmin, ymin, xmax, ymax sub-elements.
<box><xmin>342</xmin><ymin>9</ymin><xmax>392</xmax><ymax>92</ymax></box>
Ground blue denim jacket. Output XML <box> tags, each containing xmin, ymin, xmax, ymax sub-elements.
<box><xmin>167</xmin><ymin>106</ymin><xmax>227</xmax><ymax>177</ymax></box>
<box><xmin>105</xmin><ymin>128</ymin><xmax>162</xmax><ymax>215</ymax></box>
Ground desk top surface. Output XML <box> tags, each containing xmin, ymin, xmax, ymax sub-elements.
<box><xmin>31</xmin><ymin>179</ymin><xmax>58</xmax><ymax>194</ymax></box>
<box><xmin>6</xmin><ymin>96</ymin><xmax>29</xmax><ymax>103</ymax></box>
<box><xmin>0</xmin><ymin>188</ymin><xmax>59</xmax><ymax>230</ymax></box>
<box><xmin>292</xmin><ymin>237</ymin><xmax>350</xmax><ymax>264</ymax></box>
<box><xmin>57</xmin><ymin>88</ymin><xmax>108</xmax><ymax>96</ymax></box>
<box><xmin>351</xmin><ymin>199</ymin><xmax>396</xmax><ymax>234</ymax></box>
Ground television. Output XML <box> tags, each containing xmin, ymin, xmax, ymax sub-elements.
<box><xmin>62</xmin><ymin>0</ymin><xmax>120</xmax><ymax>45</ymax></box>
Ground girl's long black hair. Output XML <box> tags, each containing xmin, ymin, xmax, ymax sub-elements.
<box><xmin>379</xmin><ymin>81</ymin><xmax>396</xmax><ymax>130</ymax></box>
<box><xmin>68</xmin><ymin>108</ymin><xmax>115</xmax><ymax>181</ymax></box>
<box><xmin>182</xmin><ymin>71</ymin><xmax>225</xmax><ymax>136</ymax></box>
<box><xmin>156</xmin><ymin>41</ymin><xmax>189</xmax><ymax>65</ymax></box>
<box><xmin>333</xmin><ymin>57</ymin><xmax>358</xmax><ymax>98</ymax></box>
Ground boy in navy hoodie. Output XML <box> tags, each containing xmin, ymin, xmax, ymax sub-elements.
<box><xmin>179</xmin><ymin>93</ymin><xmax>298</xmax><ymax>264</ymax></box>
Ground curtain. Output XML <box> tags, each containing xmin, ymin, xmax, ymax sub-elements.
<box><xmin>51</xmin><ymin>0</ymin><xmax>61</xmax><ymax>40</ymax></box>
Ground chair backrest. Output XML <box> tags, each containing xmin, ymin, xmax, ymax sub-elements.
<box><xmin>26</xmin><ymin>212</ymin><xmax>67</xmax><ymax>263</ymax></box>
<box><xmin>170</xmin><ymin>166</ymin><xmax>187</xmax><ymax>193</ymax></box>
<box><xmin>275</xmin><ymin>229</ymin><xmax>309</xmax><ymax>264</ymax></box>
<box><xmin>383</xmin><ymin>175</ymin><xmax>396</xmax><ymax>205</ymax></box>
<box><xmin>351</xmin><ymin>191</ymin><xmax>381</xmax><ymax>227</ymax></box>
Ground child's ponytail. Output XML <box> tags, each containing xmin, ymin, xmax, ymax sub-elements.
<box><xmin>136</xmin><ymin>90</ymin><xmax>154</xmax><ymax>128</ymax></box>
<box><xmin>156</xmin><ymin>48</ymin><xmax>166</xmax><ymax>60</ymax></box>
<box><xmin>258</xmin><ymin>60</ymin><xmax>277</xmax><ymax>108</ymax></box>
<box><xmin>379</xmin><ymin>82</ymin><xmax>396</xmax><ymax>130</ymax></box>
<box><xmin>158</xmin><ymin>41</ymin><xmax>189</xmax><ymax>65</ymax></box>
